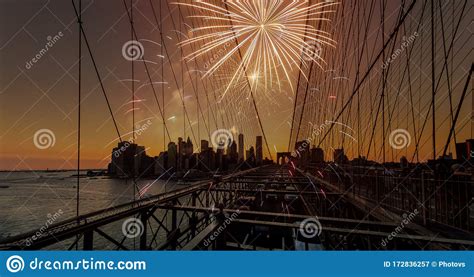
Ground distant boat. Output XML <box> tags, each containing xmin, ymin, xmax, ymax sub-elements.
<box><xmin>86</xmin><ymin>170</ymin><xmax>106</xmax><ymax>177</ymax></box>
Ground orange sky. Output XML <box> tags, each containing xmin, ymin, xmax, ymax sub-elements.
<box><xmin>0</xmin><ymin>0</ymin><xmax>472</xmax><ymax>170</ymax></box>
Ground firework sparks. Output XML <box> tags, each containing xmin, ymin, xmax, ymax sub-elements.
<box><xmin>176</xmin><ymin>0</ymin><xmax>338</xmax><ymax>98</ymax></box>
<box><xmin>213</xmin><ymin>56</ymin><xmax>284</xmax><ymax>103</ymax></box>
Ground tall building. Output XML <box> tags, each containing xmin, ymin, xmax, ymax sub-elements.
<box><xmin>400</xmin><ymin>156</ymin><xmax>409</xmax><ymax>169</ymax></box>
<box><xmin>256</xmin><ymin>136</ymin><xmax>263</xmax><ymax>165</ymax></box>
<box><xmin>199</xmin><ymin>147</ymin><xmax>211</xmax><ymax>171</ymax></box>
<box><xmin>110</xmin><ymin>142</ymin><xmax>127</xmax><ymax>176</ymax></box>
<box><xmin>109</xmin><ymin>141</ymin><xmax>146</xmax><ymax>177</ymax></box>
<box><xmin>134</xmin><ymin>145</ymin><xmax>146</xmax><ymax>176</ymax></box>
<box><xmin>178</xmin><ymin>137</ymin><xmax>184</xmax><ymax>154</ymax></box>
<box><xmin>168</xmin><ymin>142</ymin><xmax>177</xmax><ymax>171</ymax></box>
<box><xmin>455</xmin><ymin>139</ymin><xmax>474</xmax><ymax>162</ymax></box>
<box><xmin>216</xmin><ymin>148</ymin><xmax>224</xmax><ymax>169</ymax></box>
<box><xmin>311</xmin><ymin>146</ymin><xmax>324</xmax><ymax>163</ymax></box>
<box><xmin>229</xmin><ymin>141</ymin><xmax>238</xmax><ymax>162</ymax></box>
<box><xmin>154</xmin><ymin>152</ymin><xmax>167</xmax><ymax>175</ymax></box>
<box><xmin>209</xmin><ymin>149</ymin><xmax>216</xmax><ymax>170</ymax></box>
<box><xmin>238</xmin><ymin>133</ymin><xmax>244</xmax><ymax>162</ymax></box>
<box><xmin>177</xmin><ymin>137</ymin><xmax>185</xmax><ymax>170</ymax></box>
<box><xmin>185</xmin><ymin>137</ymin><xmax>193</xmax><ymax>155</ymax></box>
<box><xmin>334</xmin><ymin>148</ymin><xmax>348</xmax><ymax>163</ymax></box>
<box><xmin>294</xmin><ymin>140</ymin><xmax>310</xmax><ymax>165</ymax></box>
<box><xmin>246</xmin><ymin>146</ymin><xmax>256</xmax><ymax>165</ymax></box>
<box><xmin>201</xmin><ymin>140</ymin><xmax>209</xmax><ymax>152</ymax></box>
<box><xmin>181</xmin><ymin>137</ymin><xmax>194</xmax><ymax>170</ymax></box>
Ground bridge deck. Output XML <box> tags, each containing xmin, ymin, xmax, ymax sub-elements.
<box><xmin>1</xmin><ymin>165</ymin><xmax>472</xmax><ymax>250</ymax></box>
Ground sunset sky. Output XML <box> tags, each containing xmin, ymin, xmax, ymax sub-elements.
<box><xmin>0</xmin><ymin>0</ymin><xmax>472</xmax><ymax>170</ymax></box>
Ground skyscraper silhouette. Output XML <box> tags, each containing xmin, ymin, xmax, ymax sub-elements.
<box><xmin>256</xmin><ymin>135</ymin><xmax>263</xmax><ymax>165</ymax></box>
<box><xmin>238</xmin><ymin>133</ymin><xmax>244</xmax><ymax>162</ymax></box>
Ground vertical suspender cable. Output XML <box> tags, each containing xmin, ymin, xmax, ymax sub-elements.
<box><xmin>75</xmin><ymin>0</ymin><xmax>82</xmax><ymax>250</ymax></box>
<box><xmin>431</xmin><ymin>0</ymin><xmax>436</xmax><ymax>160</ymax></box>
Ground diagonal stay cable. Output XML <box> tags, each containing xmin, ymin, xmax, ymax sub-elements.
<box><xmin>71</xmin><ymin>0</ymin><xmax>123</xmax><ymax>143</ymax></box>
<box><xmin>287</xmin><ymin>0</ymin><xmax>315</xmax><ymax>152</ymax></box>
<box><xmin>142</xmin><ymin>0</ymin><xmax>198</xmax><ymax>144</ymax></box>
<box><xmin>442</xmin><ymin>63</ymin><xmax>473</xmax><ymax>157</ymax></box>
<box><xmin>222</xmin><ymin>1</ymin><xmax>273</xmax><ymax>161</ymax></box>
<box><xmin>167</xmin><ymin>1</ymin><xmax>213</xmax><ymax>141</ymax></box>
<box><xmin>316</xmin><ymin>0</ymin><xmax>417</xmax><ymax>148</ymax></box>
<box><xmin>122</xmin><ymin>0</ymin><xmax>172</xmax><ymax>142</ymax></box>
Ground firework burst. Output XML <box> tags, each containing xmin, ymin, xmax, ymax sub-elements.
<box><xmin>176</xmin><ymin>0</ymin><xmax>338</xmax><ymax>98</ymax></box>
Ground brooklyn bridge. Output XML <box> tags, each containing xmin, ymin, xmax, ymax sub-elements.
<box><xmin>0</xmin><ymin>0</ymin><xmax>472</xmax><ymax>250</ymax></box>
